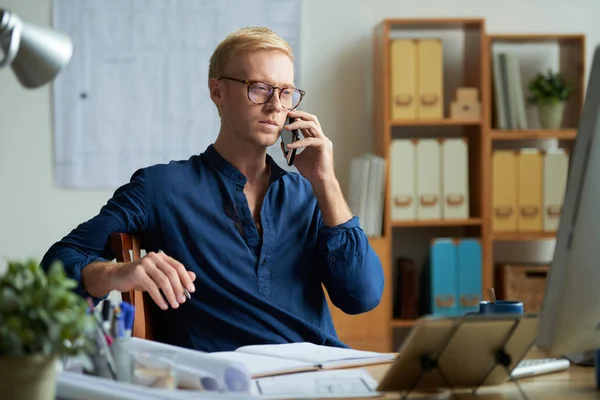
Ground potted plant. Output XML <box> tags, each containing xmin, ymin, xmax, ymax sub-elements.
<box><xmin>0</xmin><ymin>259</ymin><xmax>95</xmax><ymax>400</ymax></box>
<box><xmin>527</xmin><ymin>69</ymin><xmax>574</xmax><ymax>129</ymax></box>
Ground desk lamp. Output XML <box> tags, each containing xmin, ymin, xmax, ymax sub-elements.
<box><xmin>0</xmin><ymin>8</ymin><xmax>72</xmax><ymax>88</ymax></box>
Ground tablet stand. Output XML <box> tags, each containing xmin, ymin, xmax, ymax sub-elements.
<box><xmin>396</xmin><ymin>316</ymin><xmax>536</xmax><ymax>400</ymax></box>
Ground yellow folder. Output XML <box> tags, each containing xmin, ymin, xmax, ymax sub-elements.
<box><xmin>492</xmin><ymin>151</ymin><xmax>518</xmax><ymax>232</ymax></box>
<box><xmin>517</xmin><ymin>150</ymin><xmax>543</xmax><ymax>232</ymax></box>
<box><xmin>390</xmin><ymin>39</ymin><xmax>417</xmax><ymax>120</ymax></box>
<box><xmin>543</xmin><ymin>149</ymin><xmax>569</xmax><ymax>232</ymax></box>
<box><xmin>417</xmin><ymin>39</ymin><xmax>443</xmax><ymax>119</ymax></box>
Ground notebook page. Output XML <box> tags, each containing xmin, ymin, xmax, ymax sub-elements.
<box><xmin>208</xmin><ymin>351</ymin><xmax>318</xmax><ymax>377</ymax></box>
<box><xmin>235</xmin><ymin>342</ymin><xmax>395</xmax><ymax>368</ymax></box>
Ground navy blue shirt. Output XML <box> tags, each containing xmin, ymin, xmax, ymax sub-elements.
<box><xmin>41</xmin><ymin>144</ymin><xmax>384</xmax><ymax>352</ymax></box>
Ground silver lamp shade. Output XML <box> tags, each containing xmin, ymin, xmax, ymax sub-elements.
<box><xmin>0</xmin><ymin>9</ymin><xmax>72</xmax><ymax>88</ymax></box>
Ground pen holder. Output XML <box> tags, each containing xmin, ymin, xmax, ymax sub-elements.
<box><xmin>111</xmin><ymin>338</ymin><xmax>133</xmax><ymax>383</ymax></box>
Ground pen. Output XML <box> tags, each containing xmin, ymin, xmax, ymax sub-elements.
<box><xmin>95</xmin><ymin>323</ymin><xmax>117</xmax><ymax>380</ymax></box>
<box><xmin>101</xmin><ymin>299</ymin><xmax>112</xmax><ymax>333</ymax></box>
<box><xmin>111</xmin><ymin>306</ymin><xmax>121</xmax><ymax>339</ymax></box>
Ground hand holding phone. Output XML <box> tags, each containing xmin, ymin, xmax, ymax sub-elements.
<box><xmin>281</xmin><ymin>116</ymin><xmax>301</xmax><ymax>166</ymax></box>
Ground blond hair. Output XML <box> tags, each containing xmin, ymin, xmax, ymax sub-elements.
<box><xmin>209</xmin><ymin>27</ymin><xmax>294</xmax><ymax>80</ymax></box>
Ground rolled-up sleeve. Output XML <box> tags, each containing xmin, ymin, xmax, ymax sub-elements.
<box><xmin>318</xmin><ymin>216</ymin><xmax>384</xmax><ymax>315</ymax></box>
<box><xmin>40</xmin><ymin>169</ymin><xmax>150</xmax><ymax>302</ymax></box>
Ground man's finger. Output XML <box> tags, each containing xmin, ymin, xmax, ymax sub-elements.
<box><xmin>285</xmin><ymin>119</ymin><xmax>319</xmax><ymax>137</ymax></box>
<box><xmin>146</xmin><ymin>261</ymin><xmax>180</xmax><ymax>309</ymax></box>
<box><xmin>155</xmin><ymin>254</ymin><xmax>188</xmax><ymax>303</ymax></box>
<box><xmin>187</xmin><ymin>271</ymin><xmax>196</xmax><ymax>281</ymax></box>
<box><xmin>161</xmin><ymin>252</ymin><xmax>195</xmax><ymax>293</ymax></box>
<box><xmin>287</xmin><ymin>110</ymin><xmax>319</xmax><ymax>126</ymax></box>
<box><xmin>286</xmin><ymin>136</ymin><xmax>322</xmax><ymax>149</ymax></box>
<box><xmin>139</xmin><ymin>272</ymin><xmax>168</xmax><ymax>310</ymax></box>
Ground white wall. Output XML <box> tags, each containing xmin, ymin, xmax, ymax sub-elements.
<box><xmin>1</xmin><ymin>0</ymin><xmax>599</xmax><ymax>268</ymax></box>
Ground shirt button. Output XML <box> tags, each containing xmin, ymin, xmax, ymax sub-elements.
<box><xmin>262</xmin><ymin>260</ymin><xmax>267</xmax><ymax>265</ymax></box>
<box><xmin>236</xmin><ymin>187</ymin><xmax>243</xmax><ymax>192</ymax></box>
<box><xmin>329</xmin><ymin>256</ymin><xmax>336</xmax><ymax>262</ymax></box>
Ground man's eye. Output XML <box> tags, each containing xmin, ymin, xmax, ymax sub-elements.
<box><xmin>253</xmin><ymin>84</ymin><xmax>269</xmax><ymax>92</ymax></box>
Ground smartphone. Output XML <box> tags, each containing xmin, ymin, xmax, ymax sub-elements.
<box><xmin>281</xmin><ymin>116</ymin><xmax>301</xmax><ymax>166</ymax></box>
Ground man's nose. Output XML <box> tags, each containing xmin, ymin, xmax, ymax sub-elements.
<box><xmin>265</xmin><ymin>90</ymin><xmax>284</xmax><ymax>112</ymax></box>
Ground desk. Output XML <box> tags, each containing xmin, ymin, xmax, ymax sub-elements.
<box><xmin>361</xmin><ymin>352</ymin><xmax>598</xmax><ymax>400</ymax></box>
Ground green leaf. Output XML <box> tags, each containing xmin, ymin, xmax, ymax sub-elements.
<box><xmin>0</xmin><ymin>259</ymin><xmax>94</xmax><ymax>357</ymax></box>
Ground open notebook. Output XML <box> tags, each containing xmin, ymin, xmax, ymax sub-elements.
<box><xmin>209</xmin><ymin>342</ymin><xmax>395</xmax><ymax>378</ymax></box>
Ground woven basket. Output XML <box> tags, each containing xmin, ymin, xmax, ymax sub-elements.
<box><xmin>495</xmin><ymin>264</ymin><xmax>549</xmax><ymax>313</ymax></box>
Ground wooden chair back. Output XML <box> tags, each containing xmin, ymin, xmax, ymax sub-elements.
<box><xmin>109</xmin><ymin>232</ymin><xmax>154</xmax><ymax>340</ymax></box>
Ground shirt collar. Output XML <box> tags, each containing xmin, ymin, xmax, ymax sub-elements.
<box><xmin>202</xmin><ymin>144</ymin><xmax>287</xmax><ymax>184</ymax></box>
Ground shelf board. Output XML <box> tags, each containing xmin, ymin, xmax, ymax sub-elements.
<box><xmin>493</xmin><ymin>232</ymin><xmax>557</xmax><ymax>241</ymax></box>
<box><xmin>390</xmin><ymin>118</ymin><xmax>482</xmax><ymax>127</ymax></box>
<box><xmin>490</xmin><ymin>129</ymin><xmax>577</xmax><ymax>140</ymax></box>
<box><xmin>385</xmin><ymin>18</ymin><xmax>484</xmax><ymax>30</ymax></box>
<box><xmin>391</xmin><ymin>319</ymin><xmax>418</xmax><ymax>328</ymax></box>
<box><xmin>488</xmin><ymin>34</ymin><xmax>585</xmax><ymax>43</ymax></box>
<box><xmin>392</xmin><ymin>218</ymin><xmax>482</xmax><ymax>228</ymax></box>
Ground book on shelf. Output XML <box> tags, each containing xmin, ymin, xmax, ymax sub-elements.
<box><xmin>210</xmin><ymin>342</ymin><xmax>396</xmax><ymax>378</ymax></box>
<box><xmin>348</xmin><ymin>153</ymin><xmax>386</xmax><ymax>237</ymax></box>
<box><xmin>493</xmin><ymin>51</ymin><xmax>528</xmax><ymax>130</ymax></box>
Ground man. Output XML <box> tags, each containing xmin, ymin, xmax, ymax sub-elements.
<box><xmin>41</xmin><ymin>27</ymin><xmax>384</xmax><ymax>352</ymax></box>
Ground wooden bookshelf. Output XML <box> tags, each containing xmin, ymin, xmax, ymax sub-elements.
<box><xmin>329</xmin><ymin>22</ymin><xmax>586</xmax><ymax>354</ymax></box>
<box><xmin>344</xmin><ymin>18</ymin><xmax>487</xmax><ymax>352</ymax></box>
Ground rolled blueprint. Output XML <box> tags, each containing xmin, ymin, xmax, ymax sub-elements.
<box><xmin>127</xmin><ymin>337</ymin><xmax>250</xmax><ymax>392</ymax></box>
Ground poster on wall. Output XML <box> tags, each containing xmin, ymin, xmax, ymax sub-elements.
<box><xmin>52</xmin><ymin>0</ymin><xmax>302</xmax><ymax>189</ymax></box>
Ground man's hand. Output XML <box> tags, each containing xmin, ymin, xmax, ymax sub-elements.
<box><xmin>281</xmin><ymin>110</ymin><xmax>353</xmax><ymax>227</ymax></box>
<box><xmin>111</xmin><ymin>251</ymin><xmax>196</xmax><ymax>310</ymax></box>
<box><xmin>82</xmin><ymin>251</ymin><xmax>196</xmax><ymax>311</ymax></box>
<box><xmin>281</xmin><ymin>110</ymin><xmax>334</xmax><ymax>185</ymax></box>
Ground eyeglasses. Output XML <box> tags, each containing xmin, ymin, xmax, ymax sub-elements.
<box><xmin>218</xmin><ymin>76</ymin><xmax>305</xmax><ymax>110</ymax></box>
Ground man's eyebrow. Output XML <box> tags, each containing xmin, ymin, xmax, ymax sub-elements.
<box><xmin>252</xmin><ymin>78</ymin><xmax>295</xmax><ymax>88</ymax></box>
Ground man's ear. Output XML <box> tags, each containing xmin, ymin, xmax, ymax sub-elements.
<box><xmin>209</xmin><ymin>77</ymin><xmax>224</xmax><ymax>106</ymax></box>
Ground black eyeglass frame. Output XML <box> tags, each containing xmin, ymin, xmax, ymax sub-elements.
<box><xmin>218</xmin><ymin>76</ymin><xmax>305</xmax><ymax>110</ymax></box>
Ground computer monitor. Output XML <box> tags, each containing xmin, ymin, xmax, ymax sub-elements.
<box><xmin>536</xmin><ymin>44</ymin><xmax>600</xmax><ymax>357</ymax></box>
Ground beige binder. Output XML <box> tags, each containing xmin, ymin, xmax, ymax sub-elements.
<box><xmin>417</xmin><ymin>39</ymin><xmax>443</xmax><ymax>119</ymax></box>
<box><xmin>543</xmin><ymin>149</ymin><xmax>569</xmax><ymax>232</ymax></box>
<box><xmin>517</xmin><ymin>149</ymin><xmax>543</xmax><ymax>232</ymax></box>
<box><xmin>390</xmin><ymin>139</ymin><xmax>417</xmax><ymax>221</ymax></box>
<box><xmin>492</xmin><ymin>151</ymin><xmax>518</xmax><ymax>232</ymax></box>
<box><xmin>390</xmin><ymin>39</ymin><xmax>417</xmax><ymax>120</ymax></box>
<box><xmin>441</xmin><ymin>138</ymin><xmax>469</xmax><ymax>219</ymax></box>
<box><xmin>416</xmin><ymin>139</ymin><xmax>442</xmax><ymax>220</ymax></box>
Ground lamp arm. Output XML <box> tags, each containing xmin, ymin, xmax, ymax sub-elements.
<box><xmin>0</xmin><ymin>9</ymin><xmax>22</xmax><ymax>68</ymax></box>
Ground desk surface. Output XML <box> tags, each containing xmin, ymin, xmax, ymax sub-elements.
<box><xmin>362</xmin><ymin>352</ymin><xmax>598</xmax><ymax>400</ymax></box>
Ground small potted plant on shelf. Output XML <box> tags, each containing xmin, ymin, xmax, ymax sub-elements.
<box><xmin>527</xmin><ymin>69</ymin><xmax>574</xmax><ymax>129</ymax></box>
<box><xmin>0</xmin><ymin>259</ymin><xmax>94</xmax><ymax>400</ymax></box>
